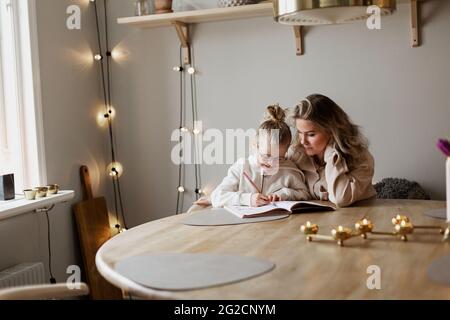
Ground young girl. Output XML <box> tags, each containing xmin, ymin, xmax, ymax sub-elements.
<box><xmin>211</xmin><ymin>105</ymin><xmax>310</xmax><ymax>208</ymax></box>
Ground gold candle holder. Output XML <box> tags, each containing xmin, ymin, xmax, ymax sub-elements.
<box><xmin>331</xmin><ymin>226</ymin><xmax>353</xmax><ymax>246</ymax></box>
<box><xmin>392</xmin><ymin>215</ymin><xmax>410</xmax><ymax>226</ymax></box>
<box><xmin>300</xmin><ymin>215</ymin><xmax>447</xmax><ymax>246</ymax></box>
<box><xmin>300</xmin><ymin>221</ymin><xmax>319</xmax><ymax>241</ymax></box>
<box><xmin>392</xmin><ymin>214</ymin><xmax>444</xmax><ymax>235</ymax></box>
<box><xmin>394</xmin><ymin>220</ymin><xmax>414</xmax><ymax>241</ymax></box>
<box><xmin>355</xmin><ymin>218</ymin><xmax>373</xmax><ymax>239</ymax></box>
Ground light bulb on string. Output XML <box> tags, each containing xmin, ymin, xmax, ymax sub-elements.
<box><xmin>173</xmin><ymin>66</ymin><xmax>183</xmax><ymax>72</ymax></box>
<box><xmin>94</xmin><ymin>54</ymin><xmax>103</xmax><ymax>61</ymax></box>
<box><xmin>97</xmin><ymin>106</ymin><xmax>116</xmax><ymax>127</ymax></box>
<box><xmin>180</xmin><ymin>127</ymin><xmax>189</xmax><ymax>133</ymax></box>
<box><xmin>178</xmin><ymin>186</ymin><xmax>185</xmax><ymax>193</ymax></box>
<box><xmin>107</xmin><ymin>162</ymin><xmax>124</xmax><ymax>178</ymax></box>
<box><xmin>104</xmin><ymin>106</ymin><xmax>116</xmax><ymax>120</ymax></box>
<box><xmin>110</xmin><ymin>46</ymin><xmax>131</xmax><ymax>64</ymax></box>
<box><xmin>187</xmin><ymin>67</ymin><xmax>196</xmax><ymax>75</ymax></box>
<box><xmin>192</xmin><ymin>128</ymin><xmax>201</xmax><ymax>135</ymax></box>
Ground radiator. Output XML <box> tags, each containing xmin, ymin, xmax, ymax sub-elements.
<box><xmin>0</xmin><ymin>263</ymin><xmax>46</xmax><ymax>288</ymax></box>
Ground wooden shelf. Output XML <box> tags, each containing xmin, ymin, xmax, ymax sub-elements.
<box><xmin>117</xmin><ymin>0</ymin><xmax>424</xmax><ymax>29</ymax></box>
<box><xmin>117</xmin><ymin>0</ymin><xmax>429</xmax><ymax>60</ymax></box>
<box><xmin>117</xmin><ymin>2</ymin><xmax>274</xmax><ymax>29</ymax></box>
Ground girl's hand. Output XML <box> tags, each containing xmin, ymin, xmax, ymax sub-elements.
<box><xmin>251</xmin><ymin>193</ymin><xmax>269</xmax><ymax>207</ymax></box>
<box><xmin>267</xmin><ymin>194</ymin><xmax>281</xmax><ymax>202</ymax></box>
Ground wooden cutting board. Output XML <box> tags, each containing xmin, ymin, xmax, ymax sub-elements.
<box><xmin>73</xmin><ymin>166</ymin><xmax>123</xmax><ymax>299</ymax></box>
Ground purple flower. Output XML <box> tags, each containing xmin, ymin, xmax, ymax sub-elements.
<box><xmin>437</xmin><ymin>139</ymin><xmax>450</xmax><ymax>157</ymax></box>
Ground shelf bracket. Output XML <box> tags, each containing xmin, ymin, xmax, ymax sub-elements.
<box><xmin>293</xmin><ymin>26</ymin><xmax>303</xmax><ymax>56</ymax></box>
<box><xmin>410</xmin><ymin>0</ymin><xmax>420</xmax><ymax>47</ymax></box>
<box><xmin>172</xmin><ymin>21</ymin><xmax>191</xmax><ymax>65</ymax></box>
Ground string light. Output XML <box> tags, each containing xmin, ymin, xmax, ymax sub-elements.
<box><xmin>107</xmin><ymin>162</ymin><xmax>124</xmax><ymax>178</ymax></box>
<box><xmin>110</xmin><ymin>49</ymin><xmax>122</xmax><ymax>61</ymax></box>
<box><xmin>97</xmin><ymin>106</ymin><xmax>117</xmax><ymax>127</ymax></box>
<box><xmin>113</xmin><ymin>221</ymin><xmax>127</xmax><ymax>233</ymax></box>
<box><xmin>175</xmin><ymin>46</ymin><xmax>203</xmax><ymax>214</ymax></box>
<box><xmin>93</xmin><ymin>0</ymin><xmax>128</xmax><ymax>230</ymax></box>
<box><xmin>187</xmin><ymin>67</ymin><xmax>196</xmax><ymax>75</ymax></box>
<box><xmin>104</xmin><ymin>107</ymin><xmax>116</xmax><ymax>119</ymax></box>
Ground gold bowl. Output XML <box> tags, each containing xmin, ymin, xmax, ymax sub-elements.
<box><xmin>46</xmin><ymin>184</ymin><xmax>59</xmax><ymax>195</ymax></box>
<box><xmin>23</xmin><ymin>189</ymin><xmax>37</xmax><ymax>200</ymax></box>
<box><xmin>33</xmin><ymin>187</ymin><xmax>48</xmax><ymax>198</ymax></box>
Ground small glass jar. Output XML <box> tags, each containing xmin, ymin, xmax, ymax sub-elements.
<box><xmin>135</xmin><ymin>0</ymin><xmax>149</xmax><ymax>16</ymax></box>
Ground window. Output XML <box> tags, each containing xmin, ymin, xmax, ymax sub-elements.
<box><xmin>0</xmin><ymin>0</ymin><xmax>45</xmax><ymax>194</ymax></box>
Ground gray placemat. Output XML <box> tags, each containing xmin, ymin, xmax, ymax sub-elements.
<box><xmin>428</xmin><ymin>254</ymin><xmax>450</xmax><ymax>286</ymax></box>
<box><xmin>423</xmin><ymin>208</ymin><xmax>447</xmax><ymax>220</ymax></box>
<box><xmin>115</xmin><ymin>253</ymin><xmax>275</xmax><ymax>291</ymax></box>
<box><xmin>181</xmin><ymin>208</ymin><xmax>290</xmax><ymax>226</ymax></box>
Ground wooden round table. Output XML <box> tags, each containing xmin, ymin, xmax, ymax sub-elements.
<box><xmin>96</xmin><ymin>199</ymin><xmax>450</xmax><ymax>299</ymax></box>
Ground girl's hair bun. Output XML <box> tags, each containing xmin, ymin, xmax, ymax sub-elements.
<box><xmin>265</xmin><ymin>104</ymin><xmax>286</xmax><ymax>123</ymax></box>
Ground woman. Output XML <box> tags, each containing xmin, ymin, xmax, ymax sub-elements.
<box><xmin>287</xmin><ymin>94</ymin><xmax>376</xmax><ymax>207</ymax></box>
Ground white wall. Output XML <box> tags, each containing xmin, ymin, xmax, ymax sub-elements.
<box><xmin>107</xmin><ymin>0</ymin><xmax>450</xmax><ymax>226</ymax></box>
<box><xmin>0</xmin><ymin>0</ymin><xmax>113</xmax><ymax>282</ymax></box>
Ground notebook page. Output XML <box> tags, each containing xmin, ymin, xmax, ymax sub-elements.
<box><xmin>273</xmin><ymin>201</ymin><xmax>298</xmax><ymax>211</ymax></box>
<box><xmin>226</xmin><ymin>203</ymin><xmax>279</xmax><ymax>216</ymax></box>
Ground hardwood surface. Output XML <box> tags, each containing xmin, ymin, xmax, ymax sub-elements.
<box><xmin>96</xmin><ymin>199</ymin><xmax>450</xmax><ymax>299</ymax></box>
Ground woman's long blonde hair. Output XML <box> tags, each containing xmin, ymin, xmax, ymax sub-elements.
<box><xmin>289</xmin><ymin>94</ymin><xmax>369</xmax><ymax>169</ymax></box>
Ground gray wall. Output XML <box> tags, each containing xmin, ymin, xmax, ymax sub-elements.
<box><xmin>107</xmin><ymin>0</ymin><xmax>450</xmax><ymax>226</ymax></box>
<box><xmin>0</xmin><ymin>0</ymin><xmax>113</xmax><ymax>282</ymax></box>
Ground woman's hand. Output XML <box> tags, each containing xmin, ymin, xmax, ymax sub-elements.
<box><xmin>251</xmin><ymin>193</ymin><xmax>269</xmax><ymax>207</ymax></box>
<box><xmin>267</xmin><ymin>194</ymin><xmax>281</xmax><ymax>202</ymax></box>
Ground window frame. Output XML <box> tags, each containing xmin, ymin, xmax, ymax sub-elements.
<box><xmin>0</xmin><ymin>0</ymin><xmax>47</xmax><ymax>192</ymax></box>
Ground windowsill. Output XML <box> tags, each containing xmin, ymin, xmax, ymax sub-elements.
<box><xmin>0</xmin><ymin>190</ymin><xmax>75</xmax><ymax>222</ymax></box>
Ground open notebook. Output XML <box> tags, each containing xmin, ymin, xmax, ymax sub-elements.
<box><xmin>225</xmin><ymin>200</ymin><xmax>337</xmax><ymax>219</ymax></box>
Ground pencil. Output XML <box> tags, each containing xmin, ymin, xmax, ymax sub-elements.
<box><xmin>243</xmin><ymin>171</ymin><xmax>262</xmax><ymax>194</ymax></box>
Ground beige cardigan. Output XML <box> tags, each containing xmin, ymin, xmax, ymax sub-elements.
<box><xmin>211</xmin><ymin>155</ymin><xmax>310</xmax><ymax>207</ymax></box>
<box><xmin>287</xmin><ymin>144</ymin><xmax>376</xmax><ymax>207</ymax></box>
